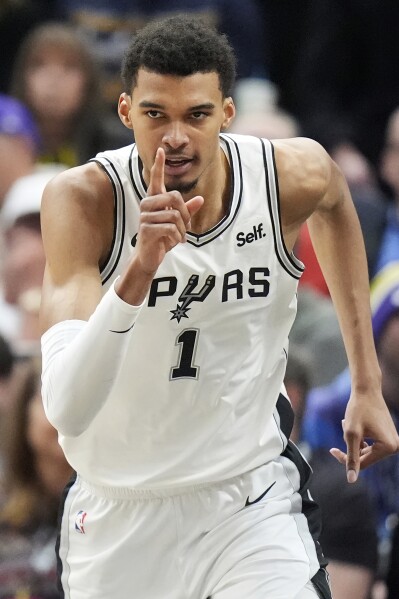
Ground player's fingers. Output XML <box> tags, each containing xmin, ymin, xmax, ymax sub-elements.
<box><xmin>140</xmin><ymin>222</ymin><xmax>185</xmax><ymax>247</ymax></box>
<box><xmin>148</xmin><ymin>148</ymin><xmax>166</xmax><ymax>196</ymax></box>
<box><xmin>141</xmin><ymin>191</ymin><xmax>190</xmax><ymax>221</ymax></box>
<box><xmin>330</xmin><ymin>446</ymin><xmax>357</xmax><ymax>483</ymax></box>
<box><xmin>343</xmin><ymin>422</ymin><xmax>362</xmax><ymax>483</ymax></box>
<box><xmin>185</xmin><ymin>196</ymin><xmax>204</xmax><ymax>229</ymax></box>
<box><xmin>186</xmin><ymin>196</ymin><xmax>204</xmax><ymax>216</ymax></box>
<box><xmin>358</xmin><ymin>440</ymin><xmax>397</xmax><ymax>470</ymax></box>
<box><xmin>329</xmin><ymin>447</ymin><xmax>346</xmax><ymax>466</ymax></box>
<box><xmin>141</xmin><ymin>193</ymin><xmax>192</xmax><ymax>239</ymax></box>
<box><xmin>140</xmin><ymin>209</ymin><xmax>188</xmax><ymax>241</ymax></box>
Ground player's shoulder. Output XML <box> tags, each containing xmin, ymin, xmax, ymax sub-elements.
<box><xmin>222</xmin><ymin>134</ymin><xmax>331</xmax><ymax>184</ymax></box>
<box><xmin>42</xmin><ymin>161</ymin><xmax>112</xmax><ymax>212</ymax></box>
<box><xmin>272</xmin><ymin>137</ymin><xmax>332</xmax><ymax>193</ymax></box>
<box><xmin>40</xmin><ymin>161</ymin><xmax>115</xmax><ymax>255</ymax></box>
<box><xmin>40</xmin><ymin>161</ymin><xmax>115</xmax><ymax>260</ymax></box>
<box><xmin>272</xmin><ymin>137</ymin><xmax>332</xmax><ymax>182</ymax></box>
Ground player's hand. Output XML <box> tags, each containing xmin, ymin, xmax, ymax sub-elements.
<box><xmin>136</xmin><ymin>147</ymin><xmax>204</xmax><ymax>274</ymax></box>
<box><xmin>330</xmin><ymin>389</ymin><xmax>399</xmax><ymax>483</ymax></box>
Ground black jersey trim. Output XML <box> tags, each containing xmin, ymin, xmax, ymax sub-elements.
<box><xmin>128</xmin><ymin>144</ymin><xmax>148</xmax><ymax>200</ymax></box>
<box><xmin>185</xmin><ymin>134</ymin><xmax>243</xmax><ymax>246</ymax></box>
<box><xmin>128</xmin><ymin>144</ymin><xmax>142</xmax><ymax>198</ymax></box>
<box><xmin>275</xmin><ymin>392</ymin><xmax>295</xmax><ymax>442</ymax></box>
<box><xmin>128</xmin><ymin>135</ymin><xmax>242</xmax><ymax>248</ymax></box>
<box><xmin>262</xmin><ymin>141</ymin><xmax>293</xmax><ymax>278</ymax></box>
<box><xmin>270</xmin><ymin>142</ymin><xmax>305</xmax><ymax>272</ymax></box>
<box><xmin>91</xmin><ymin>158</ymin><xmax>126</xmax><ymax>285</ymax></box>
<box><xmin>103</xmin><ymin>160</ymin><xmax>126</xmax><ymax>285</ymax></box>
<box><xmin>262</xmin><ymin>139</ymin><xmax>304</xmax><ymax>279</ymax></box>
<box><xmin>89</xmin><ymin>159</ymin><xmax>118</xmax><ymax>277</ymax></box>
<box><xmin>311</xmin><ymin>568</ymin><xmax>333</xmax><ymax>599</ymax></box>
<box><xmin>56</xmin><ymin>471</ymin><xmax>78</xmax><ymax>597</ymax></box>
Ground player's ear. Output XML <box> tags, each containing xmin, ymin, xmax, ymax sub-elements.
<box><xmin>221</xmin><ymin>97</ymin><xmax>236</xmax><ymax>131</ymax></box>
<box><xmin>118</xmin><ymin>93</ymin><xmax>134</xmax><ymax>130</ymax></box>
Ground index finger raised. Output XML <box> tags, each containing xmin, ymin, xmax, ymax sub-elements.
<box><xmin>343</xmin><ymin>422</ymin><xmax>361</xmax><ymax>482</ymax></box>
<box><xmin>148</xmin><ymin>148</ymin><xmax>166</xmax><ymax>196</ymax></box>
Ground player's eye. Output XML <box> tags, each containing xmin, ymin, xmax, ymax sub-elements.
<box><xmin>147</xmin><ymin>110</ymin><xmax>163</xmax><ymax>119</ymax></box>
<box><xmin>191</xmin><ymin>111</ymin><xmax>208</xmax><ymax>120</ymax></box>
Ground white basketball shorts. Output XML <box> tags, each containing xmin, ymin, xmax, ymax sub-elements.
<box><xmin>56</xmin><ymin>441</ymin><xmax>331</xmax><ymax>599</ymax></box>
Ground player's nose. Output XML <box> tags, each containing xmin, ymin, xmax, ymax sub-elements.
<box><xmin>162</xmin><ymin>121</ymin><xmax>189</xmax><ymax>149</ymax></box>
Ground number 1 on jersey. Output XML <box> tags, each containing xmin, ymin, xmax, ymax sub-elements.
<box><xmin>170</xmin><ymin>328</ymin><xmax>200</xmax><ymax>380</ymax></box>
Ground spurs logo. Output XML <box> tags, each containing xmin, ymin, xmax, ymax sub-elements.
<box><xmin>147</xmin><ymin>268</ymin><xmax>270</xmax><ymax>317</ymax></box>
<box><xmin>170</xmin><ymin>275</ymin><xmax>216</xmax><ymax>323</ymax></box>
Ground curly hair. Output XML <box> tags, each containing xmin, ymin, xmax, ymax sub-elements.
<box><xmin>121</xmin><ymin>15</ymin><xmax>236</xmax><ymax>98</ymax></box>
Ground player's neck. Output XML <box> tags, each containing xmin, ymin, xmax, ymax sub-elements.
<box><xmin>189</xmin><ymin>149</ymin><xmax>231</xmax><ymax>234</ymax></box>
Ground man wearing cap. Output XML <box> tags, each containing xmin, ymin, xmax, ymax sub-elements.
<box><xmin>0</xmin><ymin>165</ymin><xmax>66</xmax><ymax>355</ymax></box>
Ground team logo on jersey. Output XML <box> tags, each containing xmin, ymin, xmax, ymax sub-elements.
<box><xmin>148</xmin><ymin>268</ymin><xmax>271</xmax><ymax>319</ymax></box>
<box><xmin>75</xmin><ymin>510</ymin><xmax>87</xmax><ymax>534</ymax></box>
<box><xmin>170</xmin><ymin>275</ymin><xmax>216</xmax><ymax>322</ymax></box>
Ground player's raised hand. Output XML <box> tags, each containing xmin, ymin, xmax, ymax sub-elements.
<box><xmin>147</xmin><ymin>146</ymin><xmax>167</xmax><ymax>196</ymax></box>
<box><xmin>136</xmin><ymin>148</ymin><xmax>203</xmax><ymax>274</ymax></box>
<box><xmin>330</xmin><ymin>388</ymin><xmax>399</xmax><ymax>483</ymax></box>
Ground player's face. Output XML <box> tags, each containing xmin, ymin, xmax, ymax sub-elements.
<box><xmin>118</xmin><ymin>68</ymin><xmax>235</xmax><ymax>196</ymax></box>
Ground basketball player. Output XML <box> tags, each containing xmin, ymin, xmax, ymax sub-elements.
<box><xmin>39</xmin><ymin>16</ymin><xmax>399</xmax><ymax>599</ymax></box>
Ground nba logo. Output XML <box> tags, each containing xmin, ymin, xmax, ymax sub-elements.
<box><xmin>75</xmin><ymin>510</ymin><xmax>87</xmax><ymax>534</ymax></box>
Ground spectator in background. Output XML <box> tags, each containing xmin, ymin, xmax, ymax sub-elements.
<box><xmin>0</xmin><ymin>94</ymin><xmax>40</xmax><ymax>208</ymax></box>
<box><xmin>0</xmin><ymin>94</ymin><xmax>42</xmax><ymax>345</ymax></box>
<box><xmin>0</xmin><ymin>165</ymin><xmax>66</xmax><ymax>356</ymax></box>
<box><xmin>376</xmin><ymin>107</ymin><xmax>399</xmax><ymax>274</ymax></box>
<box><xmin>285</xmin><ymin>348</ymin><xmax>378</xmax><ymax>599</ymax></box>
<box><xmin>229</xmin><ymin>79</ymin><xmax>299</xmax><ymax>140</ymax></box>
<box><xmin>10</xmin><ymin>22</ymin><xmax>130</xmax><ymax>168</ymax></box>
<box><xmin>0</xmin><ymin>334</ymin><xmax>14</xmax><ymax>473</ymax></box>
<box><xmin>0</xmin><ymin>335</ymin><xmax>13</xmax><ymax>409</ymax></box>
<box><xmin>302</xmin><ymin>262</ymin><xmax>399</xmax><ymax>595</ymax></box>
<box><xmin>55</xmin><ymin>0</ymin><xmax>269</xmax><ymax>113</ymax></box>
<box><xmin>0</xmin><ymin>0</ymin><xmax>56</xmax><ymax>93</ymax></box>
<box><xmin>0</xmin><ymin>357</ymin><xmax>72</xmax><ymax>598</ymax></box>
<box><xmin>254</xmin><ymin>0</ymin><xmax>312</xmax><ymax>119</ymax></box>
<box><xmin>386</xmin><ymin>519</ymin><xmax>399</xmax><ymax>599</ymax></box>
<box><xmin>291</xmin><ymin>0</ymin><xmax>399</xmax><ymax>192</ymax></box>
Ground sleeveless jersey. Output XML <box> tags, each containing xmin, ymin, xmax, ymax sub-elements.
<box><xmin>59</xmin><ymin>133</ymin><xmax>304</xmax><ymax>489</ymax></box>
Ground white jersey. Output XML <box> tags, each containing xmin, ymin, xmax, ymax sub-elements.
<box><xmin>59</xmin><ymin>133</ymin><xmax>304</xmax><ymax>489</ymax></box>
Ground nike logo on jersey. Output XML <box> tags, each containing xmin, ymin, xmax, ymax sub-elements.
<box><xmin>75</xmin><ymin>510</ymin><xmax>87</xmax><ymax>534</ymax></box>
<box><xmin>109</xmin><ymin>324</ymin><xmax>135</xmax><ymax>334</ymax></box>
<box><xmin>236</xmin><ymin>222</ymin><xmax>266</xmax><ymax>247</ymax></box>
<box><xmin>131</xmin><ymin>233</ymin><xmax>138</xmax><ymax>247</ymax></box>
<box><xmin>245</xmin><ymin>480</ymin><xmax>276</xmax><ymax>506</ymax></box>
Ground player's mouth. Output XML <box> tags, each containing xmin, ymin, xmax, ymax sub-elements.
<box><xmin>164</xmin><ymin>157</ymin><xmax>194</xmax><ymax>176</ymax></box>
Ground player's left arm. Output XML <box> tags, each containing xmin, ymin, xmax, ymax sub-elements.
<box><xmin>274</xmin><ymin>137</ymin><xmax>399</xmax><ymax>481</ymax></box>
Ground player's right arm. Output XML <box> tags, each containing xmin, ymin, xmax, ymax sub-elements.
<box><xmin>40</xmin><ymin>162</ymin><xmax>139</xmax><ymax>438</ymax></box>
<box><xmin>40</xmin><ymin>163</ymin><xmax>113</xmax><ymax>330</ymax></box>
<box><xmin>40</xmin><ymin>149</ymin><xmax>203</xmax><ymax>437</ymax></box>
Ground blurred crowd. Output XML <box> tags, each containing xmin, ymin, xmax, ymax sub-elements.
<box><xmin>1</xmin><ymin>1</ymin><xmax>399</xmax><ymax>597</ymax></box>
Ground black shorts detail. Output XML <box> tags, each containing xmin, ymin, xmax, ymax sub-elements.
<box><xmin>311</xmin><ymin>567</ymin><xmax>332</xmax><ymax>599</ymax></box>
<box><xmin>276</xmin><ymin>392</ymin><xmax>295</xmax><ymax>440</ymax></box>
<box><xmin>281</xmin><ymin>440</ymin><xmax>328</xmax><ymax>570</ymax></box>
